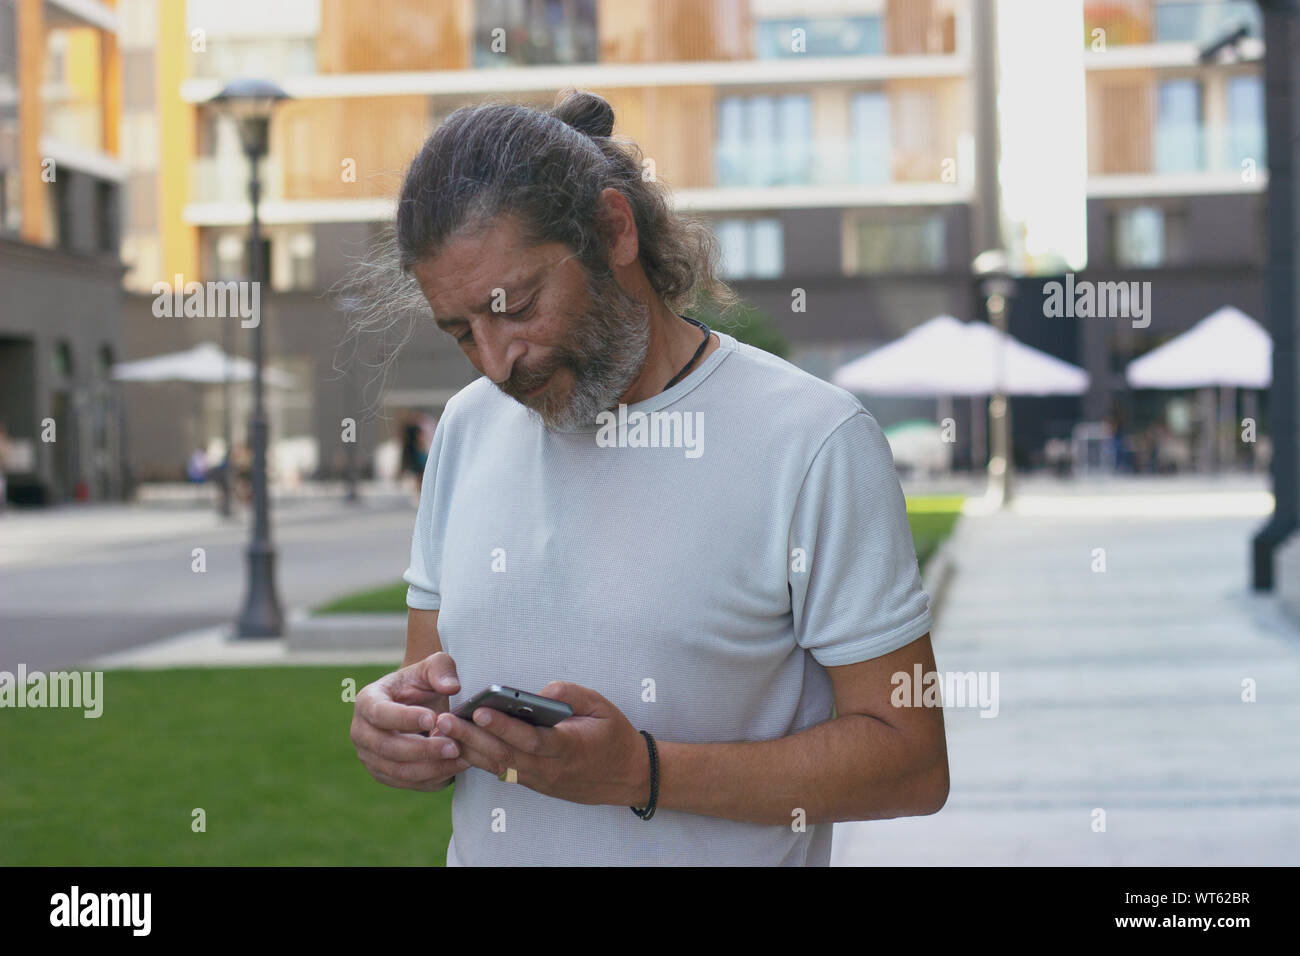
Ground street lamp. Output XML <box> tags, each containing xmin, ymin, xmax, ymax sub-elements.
<box><xmin>973</xmin><ymin>249</ymin><xmax>1016</xmax><ymax>508</ymax></box>
<box><xmin>210</xmin><ymin>78</ymin><xmax>290</xmax><ymax>637</ymax></box>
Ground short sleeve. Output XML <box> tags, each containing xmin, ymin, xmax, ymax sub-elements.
<box><xmin>402</xmin><ymin>420</ymin><xmax>445</xmax><ymax>611</ymax></box>
<box><xmin>787</xmin><ymin>410</ymin><xmax>932</xmax><ymax>667</ymax></box>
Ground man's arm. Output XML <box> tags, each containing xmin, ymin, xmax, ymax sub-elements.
<box><xmin>651</xmin><ymin>633</ymin><xmax>948</xmax><ymax>827</ymax></box>
<box><xmin>404</xmin><ymin>608</ymin><xmax>441</xmax><ymax>666</ymax></box>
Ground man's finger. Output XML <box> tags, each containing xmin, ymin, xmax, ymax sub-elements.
<box><xmin>538</xmin><ymin>680</ymin><xmax>600</xmax><ymax>716</ymax></box>
<box><xmin>353</xmin><ymin>718</ymin><xmax>463</xmax><ymax>762</ymax></box>
<box><xmin>435</xmin><ymin>712</ymin><xmax>529</xmax><ymax>775</ymax></box>
<box><xmin>464</xmin><ymin>705</ymin><xmax>547</xmax><ymax>756</ymax></box>
<box><xmin>365</xmin><ymin>754</ymin><xmax>468</xmax><ymax>789</ymax></box>
<box><xmin>410</xmin><ymin>652</ymin><xmax>461</xmax><ymax>695</ymax></box>
<box><xmin>360</xmin><ymin>694</ymin><xmax>436</xmax><ymax>734</ymax></box>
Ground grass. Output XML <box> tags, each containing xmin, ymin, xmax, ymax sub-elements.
<box><xmin>316</xmin><ymin>581</ymin><xmax>412</xmax><ymax>614</ymax></box>
<box><xmin>0</xmin><ymin>667</ymin><xmax>454</xmax><ymax>866</ymax></box>
<box><xmin>316</xmin><ymin>496</ymin><xmax>966</xmax><ymax>614</ymax></box>
<box><xmin>905</xmin><ymin>495</ymin><xmax>965</xmax><ymax>567</ymax></box>
<box><xmin>3</xmin><ymin>499</ymin><xmax>964</xmax><ymax>866</ymax></box>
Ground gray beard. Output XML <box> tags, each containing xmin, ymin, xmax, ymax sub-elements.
<box><xmin>502</xmin><ymin>269</ymin><xmax>651</xmax><ymax>431</ymax></box>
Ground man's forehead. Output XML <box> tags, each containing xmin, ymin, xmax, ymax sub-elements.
<box><xmin>418</xmin><ymin>226</ymin><xmax>573</xmax><ymax>316</ymax></box>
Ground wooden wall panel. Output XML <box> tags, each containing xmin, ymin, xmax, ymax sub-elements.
<box><xmin>277</xmin><ymin>96</ymin><xmax>431</xmax><ymax>200</ymax></box>
<box><xmin>317</xmin><ymin>0</ymin><xmax>471</xmax><ymax>73</ymax></box>
<box><xmin>594</xmin><ymin>85</ymin><xmax>715</xmax><ymax>189</ymax></box>
<box><xmin>598</xmin><ymin>0</ymin><xmax>750</xmax><ymax>63</ymax></box>
<box><xmin>1088</xmin><ymin>70</ymin><xmax>1154</xmax><ymax>174</ymax></box>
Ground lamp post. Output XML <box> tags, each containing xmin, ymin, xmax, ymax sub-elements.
<box><xmin>210</xmin><ymin>78</ymin><xmax>290</xmax><ymax>637</ymax></box>
<box><xmin>974</xmin><ymin>249</ymin><xmax>1016</xmax><ymax>508</ymax></box>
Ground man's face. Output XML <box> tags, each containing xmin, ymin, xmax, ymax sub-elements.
<box><xmin>412</xmin><ymin>215</ymin><xmax>650</xmax><ymax>430</ymax></box>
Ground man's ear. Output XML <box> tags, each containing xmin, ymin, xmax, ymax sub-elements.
<box><xmin>598</xmin><ymin>187</ymin><xmax>639</xmax><ymax>267</ymax></box>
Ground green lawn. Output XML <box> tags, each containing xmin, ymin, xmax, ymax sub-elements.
<box><xmin>2</xmin><ymin>499</ymin><xmax>963</xmax><ymax>866</ymax></box>
<box><xmin>318</xmin><ymin>496</ymin><xmax>966</xmax><ymax>614</ymax></box>
<box><xmin>905</xmin><ymin>495</ymin><xmax>965</xmax><ymax>567</ymax></box>
<box><xmin>0</xmin><ymin>667</ymin><xmax>453</xmax><ymax>866</ymax></box>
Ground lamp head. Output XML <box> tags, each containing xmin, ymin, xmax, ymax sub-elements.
<box><xmin>210</xmin><ymin>78</ymin><xmax>290</xmax><ymax>158</ymax></box>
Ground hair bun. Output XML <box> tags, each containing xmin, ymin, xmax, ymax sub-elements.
<box><xmin>552</xmin><ymin>89</ymin><xmax>615</xmax><ymax>139</ymax></box>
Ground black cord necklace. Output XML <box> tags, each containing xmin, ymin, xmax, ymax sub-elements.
<box><xmin>662</xmin><ymin>315</ymin><xmax>711</xmax><ymax>392</ymax></box>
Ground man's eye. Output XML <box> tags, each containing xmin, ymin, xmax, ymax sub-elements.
<box><xmin>455</xmin><ymin>330</ymin><xmax>473</xmax><ymax>345</ymax></box>
<box><xmin>506</xmin><ymin>297</ymin><xmax>535</xmax><ymax>318</ymax></box>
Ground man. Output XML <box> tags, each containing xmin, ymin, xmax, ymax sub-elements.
<box><xmin>350</xmin><ymin>90</ymin><xmax>948</xmax><ymax>866</ymax></box>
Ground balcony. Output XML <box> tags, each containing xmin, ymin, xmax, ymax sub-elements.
<box><xmin>191</xmin><ymin>154</ymin><xmax>285</xmax><ymax>204</ymax></box>
<box><xmin>1084</xmin><ymin>0</ymin><xmax>1261</xmax><ymax>47</ymax></box>
<box><xmin>714</xmin><ymin>136</ymin><xmax>961</xmax><ymax>189</ymax></box>
<box><xmin>1153</xmin><ymin>121</ymin><xmax>1265</xmax><ymax>174</ymax></box>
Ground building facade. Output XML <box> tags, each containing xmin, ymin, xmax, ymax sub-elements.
<box><xmin>0</xmin><ymin>0</ymin><xmax>126</xmax><ymax>504</ymax></box>
<box><xmin>110</xmin><ymin>0</ymin><xmax>1268</xmax><ymax>481</ymax></box>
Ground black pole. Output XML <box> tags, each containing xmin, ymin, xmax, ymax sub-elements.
<box><xmin>1252</xmin><ymin>0</ymin><xmax>1300</xmax><ymax>589</ymax></box>
<box><xmin>237</xmin><ymin>137</ymin><xmax>284</xmax><ymax>636</ymax></box>
<box><xmin>219</xmin><ymin>295</ymin><xmax>233</xmax><ymax>518</ymax></box>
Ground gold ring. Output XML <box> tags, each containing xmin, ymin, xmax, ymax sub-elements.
<box><xmin>497</xmin><ymin>767</ymin><xmax>518</xmax><ymax>784</ymax></box>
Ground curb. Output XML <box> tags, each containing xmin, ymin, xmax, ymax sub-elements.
<box><xmin>921</xmin><ymin>528</ymin><xmax>961</xmax><ymax>630</ymax></box>
<box><xmin>287</xmin><ymin>613</ymin><xmax>407</xmax><ymax>652</ymax></box>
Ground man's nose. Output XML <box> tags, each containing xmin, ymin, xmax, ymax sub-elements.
<box><xmin>473</xmin><ymin>319</ymin><xmax>527</xmax><ymax>385</ymax></box>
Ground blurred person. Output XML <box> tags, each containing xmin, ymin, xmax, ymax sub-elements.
<box><xmin>349</xmin><ymin>90</ymin><xmax>946</xmax><ymax>866</ymax></box>
<box><xmin>185</xmin><ymin>446</ymin><xmax>210</xmax><ymax>483</ymax></box>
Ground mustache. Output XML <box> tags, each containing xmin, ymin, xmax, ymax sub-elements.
<box><xmin>506</xmin><ymin>357</ymin><xmax>567</xmax><ymax>394</ymax></box>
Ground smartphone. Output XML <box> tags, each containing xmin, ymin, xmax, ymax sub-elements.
<box><xmin>451</xmin><ymin>684</ymin><xmax>573</xmax><ymax>728</ymax></box>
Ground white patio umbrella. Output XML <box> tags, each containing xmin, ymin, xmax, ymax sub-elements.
<box><xmin>1125</xmin><ymin>305</ymin><xmax>1270</xmax><ymax>388</ymax></box>
<box><xmin>831</xmin><ymin>315</ymin><xmax>1089</xmax><ymax>396</ymax></box>
<box><xmin>1125</xmin><ymin>305</ymin><xmax>1270</xmax><ymax>471</ymax></box>
<box><xmin>111</xmin><ymin>341</ymin><xmax>296</xmax><ymax>388</ymax></box>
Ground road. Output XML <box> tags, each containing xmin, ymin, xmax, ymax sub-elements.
<box><xmin>0</xmin><ymin>495</ymin><xmax>418</xmax><ymax>671</ymax></box>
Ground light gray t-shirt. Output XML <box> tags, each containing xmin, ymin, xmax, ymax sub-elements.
<box><xmin>403</xmin><ymin>329</ymin><xmax>931</xmax><ymax>866</ymax></box>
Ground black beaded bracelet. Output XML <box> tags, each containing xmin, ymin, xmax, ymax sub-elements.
<box><xmin>630</xmin><ymin>729</ymin><xmax>659</xmax><ymax>820</ymax></box>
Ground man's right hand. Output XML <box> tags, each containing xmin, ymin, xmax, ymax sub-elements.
<box><xmin>351</xmin><ymin>651</ymin><xmax>468</xmax><ymax>791</ymax></box>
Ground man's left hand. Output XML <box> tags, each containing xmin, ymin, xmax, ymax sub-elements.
<box><xmin>431</xmin><ymin>682</ymin><xmax>651</xmax><ymax>808</ymax></box>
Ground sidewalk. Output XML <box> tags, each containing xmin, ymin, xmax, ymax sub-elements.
<box><xmin>832</xmin><ymin>485</ymin><xmax>1300</xmax><ymax>865</ymax></box>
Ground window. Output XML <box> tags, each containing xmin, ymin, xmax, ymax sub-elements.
<box><xmin>1226</xmin><ymin>74</ymin><xmax>1264</xmax><ymax>170</ymax></box>
<box><xmin>716</xmin><ymin>218</ymin><xmax>783</xmax><ymax>279</ymax></box>
<box><xmin>1155</xmin><ymin>79</ymin><xmax>1202</xmax><ymax>173</ymax></box>
<box><xmin>1112</xmin><ymin>205</ymin><xmax>1165</xmax><ymax>267</ymax></box>
<box><xmin>473</xmin><ymin>0</ymin><xmax>597</xmax><ymax>68</ymax></box>
<box><xmin>853</xmin><ymin>213</ymin><xmax>945</xmax><ymax>273</ymax></box>
<box><xmin>1153</xmin><ymin>1</ymin><xmax>1261</xmax><ymax>45</ymax></box>
<box><xmin>716</xmin><ymin>94</ymin><xmax>813</xmax><ymax>187</ymax></box>
<box><xmin>849</xmin><ymin>91</ymin><xmax>891</xmax><ymax>185</ymax></box>
<box><xmin>95</xmin><ymin>180</ymin><xmax>118</xmax><ymax>254</ymax></box>
<box><xmin>755</xmin><ymin>16</ymin><xmax>883</xmax><ymax>58</ymax></box>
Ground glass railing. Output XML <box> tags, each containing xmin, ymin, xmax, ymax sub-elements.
<box><xmin>1084</xmin><ymin>0</ymin><xmax>1261</xmax><ymax>47</ymax></box>
<box><xmin>42</xmin><ymin>100</ymin><xmax>102</xmax><ymax>153</ymax></box>
<box><xmin>714</xmin><ymin>138</ymin><xmax>946</xmax><ymax>188</ymax></box>
<box><xmin>754</xmin><ymin>17</ymin><xmax>884</xmax><ymax>58</ymax></box>
<box><xmin>188</xmin><ymin>37</ymin><xmax>316</xmax><ymax>79</ymax></box>
<box><xmin>1153</xmin><ymin>0</ymin><xmax>1261</xmax><ymax>44</ymax></box>
<box><xmin>1152</xmin><ymin>121</ymin><xmax>1267</xmax><ymax>173</ymax></box>
<box><xmin>190</xmin><ymin>154</ymin><xmax>284</xmax><ymax>204</ymax></box>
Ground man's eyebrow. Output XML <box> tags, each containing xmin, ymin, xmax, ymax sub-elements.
<box><xmin>433</xmin><ymin>268</ymin><xmax>546</xmax><ymax>329</ymax></box>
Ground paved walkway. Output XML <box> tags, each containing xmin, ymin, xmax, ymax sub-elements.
<box><xmin>832</xmin><ymin>485</ymin><xmax>1300</xmax><ymax>865</ymax></box>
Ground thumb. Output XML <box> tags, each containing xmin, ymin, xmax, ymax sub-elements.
<box><xmin>539</xmin><ymin>680</ymin><xmax>599</xmax><ymax>716</ymax></box>
<box><xmin>413</xmin><ymin>651</ymin><xmax>461</xmax><ymax>697</ymax></box>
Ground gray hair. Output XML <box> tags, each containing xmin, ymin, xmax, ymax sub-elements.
<box><xmin>395</xmin><ymin>88</ymin><xmax>735</xmax><ymax>311</ymax></box>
